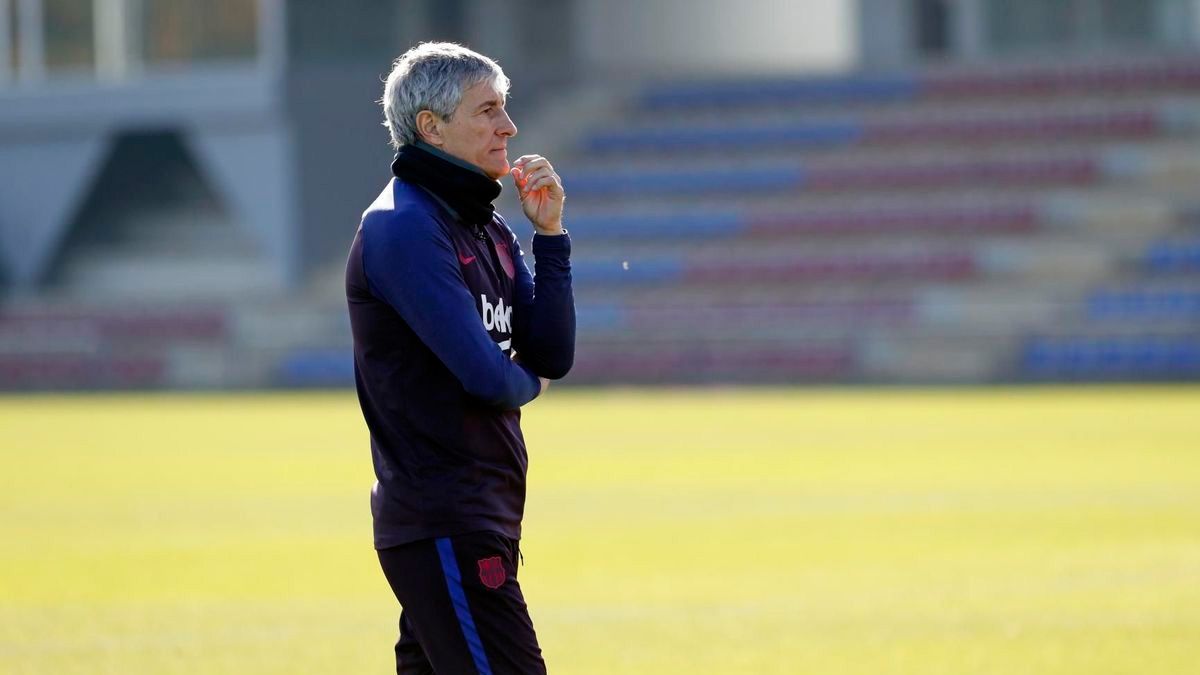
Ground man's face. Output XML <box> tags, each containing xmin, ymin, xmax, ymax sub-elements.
<box><xmin>434</xmin><ymin>79</ymin><xmax>517</xmax><ymax>180</ymax></box>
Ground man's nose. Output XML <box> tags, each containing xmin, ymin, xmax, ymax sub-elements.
<box><xmin>499</xmin><ymin>109</ymin><xmax>517</xmax><ymax>137</ymax></box>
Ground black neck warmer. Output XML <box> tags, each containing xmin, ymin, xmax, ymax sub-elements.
<box><xmin>391</xmin><ymin>143</ymin><xmax>502</xmax><ymax>227</ymax></box>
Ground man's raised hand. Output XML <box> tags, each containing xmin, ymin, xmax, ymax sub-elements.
<box><xmin>510</xmin><ymin>155</ymin><xmax>564</xmax><ymax>235</ymax></box>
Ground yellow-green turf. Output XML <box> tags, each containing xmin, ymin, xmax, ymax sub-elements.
<box><xmin>1</xmin><ymin>387</ymin><xmax>1198</xmax><ymax>674</ymax></box>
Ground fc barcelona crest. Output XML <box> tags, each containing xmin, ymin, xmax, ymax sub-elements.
<box><xmin>494</xmin><ymin>242</ymin><xmax>515</xmax><ymax>279</ymax></box>
<box><xmin>478</xmin><ymin>556</ymin><xmax>506</xmax><ymax>589</ymax></box>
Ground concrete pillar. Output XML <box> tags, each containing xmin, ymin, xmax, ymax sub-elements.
<box><xmin>186</xmin><ymin>126</ymin><xmax>300</xmax><ymax>288</ymax></box>
<box><xmin>0</xmin><ymin>0</ymin><xmax>11</xmax><ymax>83</ymax></box>
<box><xmin>1158</xmin><ymin>0</ymin><xmax>1200</xmax><ymax>47</ymax></box>
<box><xmin>94</xmin><ymin>0</ymin><xmax>140</xmax><ymax>81</ymax></box>
<box><xmin>1190</xmin><ymin>0</ymin><xmax>1200</xmax><ymax>44</ymax></box>
<box><xmin>16</xmin><ymin>0</ymin><xmax>44</xmax><ymax>81</ymax></box>
<box><xmin>858</xmin><ymin>0</ymin><xmax>915</xmax><ymax>69</ymax></box>
<box><xmin>257</xmin><ymin>0</ymin><xmax>286</xmax><ymax>76</ymax></box>
<box><xmin>464</xmin><ymin>0</ymin><xmax>519</xmax><ymax>65</ymax></box>
<box><xmin>463</xmin><ymin>0</ymin><xmax>576</xmax><ymax>87</ymax></box>
<box><xmin>0</xmin><ymin>136</ymin><xmax>111</xmax><ymax>287</ymax></box>
<box><xmin>951</xmin><ymin>0</ymin><xmax>987</xmax><ymax>60</ymax></box>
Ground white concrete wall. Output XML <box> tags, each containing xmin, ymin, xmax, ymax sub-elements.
<box><xmin>575</xmin><ymin>0</ymin><xmax>857</xmax><ymax>75</ymax></box>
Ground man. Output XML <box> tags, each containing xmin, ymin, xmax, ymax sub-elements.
<box><xmin>345</xmin><ymin>42</ymin><xmax>575</xmax><ymax>674</ymax></box>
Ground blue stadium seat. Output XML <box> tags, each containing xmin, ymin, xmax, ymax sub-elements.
<box><xmin>638</xmin><ymin>75</ymin><xmax>919</xmax><ymax>109</ymax></box>
<box><xmin>564</xmin><ymin>212</ymin><xmax>743</xmax><ymax>240</ymax></box>
<box><xmin>565</xmin><ymin>166</ymin><xmax>804</xmax><ymax>197</ymax></box>
<box><xmin>570</xmin><ymin>258</ymin><xmax>684</xmax><ymax>285</ymax></box>
<box><xmin>576</xmin><ymin>303</ymin><xmax>628</xmax><ymax>331</ymax></box>
<box><xmin>583</xmin><ymin>122</ymin><xmax>864</xmax><ymax>154</ymax></box>
<box><xmin>1022</xmin><ymin>336</ymin><xmax>1200</xmax><ymax>378</ymax></box>
<box><xmin>1145</xmin><ymin>240</ymin><xmax>1200</xmax><ymax>273</ymax></box>
<box><xmin>1087</xmin><ymin>289</ymin><xmax>1200</xmax><ymax>319</ymax></box>
<box><xmin>276</xmin><ymin>348</ymin><xmax>355</xmax><ymax>387</ymax></box>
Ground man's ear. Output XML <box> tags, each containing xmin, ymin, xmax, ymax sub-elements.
<box><xmin>415</xmin><ymin>110</ymin><xmax>443</xmax><ymax>146</ymax></box>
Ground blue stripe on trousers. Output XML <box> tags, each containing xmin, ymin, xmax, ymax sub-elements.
<box><xmin>436</xmin><ymin>537</ymin><xmax>494</xmax><ymax>675</ymax></box>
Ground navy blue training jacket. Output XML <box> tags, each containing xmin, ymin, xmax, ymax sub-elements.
<box><xmin>346</xmin><ymin>178</ymin><xmax>575</xmax><ymax>549</ymax></box>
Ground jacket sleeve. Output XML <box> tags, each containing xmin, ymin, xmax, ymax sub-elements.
<box><xmin>508</xmin><ymin>226</ymin><xmax>576</xmax><ymax>379</ymax></box>
<box><xmin>361</xmin><ymin>210</ymin><xmax>541</xmax><ymax>409</ymax></box>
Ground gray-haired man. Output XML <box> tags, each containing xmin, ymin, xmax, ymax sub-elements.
<box><xmin>346</xmin><ymin>41</ymin><xmax>575</xmax><ymax>674</ymax></box>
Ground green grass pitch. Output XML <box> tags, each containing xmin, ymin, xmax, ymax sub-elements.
<box><xmin>2</xmin><ymin>387</ymin><xmax>1198</xmax><ymax>673</ymax></box>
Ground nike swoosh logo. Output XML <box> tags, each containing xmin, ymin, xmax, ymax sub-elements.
<box><xmin>458</xmin><ymin>253</ymin><xmax>476</xmax><ymax>265</ymax></box>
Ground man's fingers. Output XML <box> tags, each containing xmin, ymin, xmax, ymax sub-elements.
<box><xmin>517</xmin><ymin>165</ymin><xmax>562</xmax><ymax>197</ymax></box>
<box><xmin>514</xmin><ymin>156</ymin><xmax>554</xmax><ymax>174</ymax></box>
<box><xmin>522</xmin><ymin>175</ymin><xmax>561</xmax><ymax>196</ymax></box>
<box><xmin>512</xmin><ymin>154</ymin><xmax>543</xmax><ymax>169</ymax></box>
<box><xmin>519</xmin><ymin>175</ymin><xmax>561</xmax><ymax>199</ymax></box>
<box><xmin>512</xmin><ymin>163</ymin><xmax>556</xmax><ymax>180</ymax></box>
<box><xmin>519</xmin><ymin>166</ymin><xmax>555</xmax><ymax>187</ymax></box>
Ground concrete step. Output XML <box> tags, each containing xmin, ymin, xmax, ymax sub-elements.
<box><xmin>858</xmin><ymin>333</ymin><xmax>1015</xmax><ymax>382</ymax></box>
<box><xmin>58</xmin><ymin>254</ymin><xmax>281</xmax><ymax>300</ymax></box>
<box><xmin>914</xmin><ymin>287</ymin><xmax>1073</xmax><ymax>329</ymax></box>
<box><xmin>623</xmin><ymin>92</ymin><xmax>1200</xmax><ymax>128</ymax></box>
<box><xmin>230</xmin><ymin>302</ymin><xmax>350</xmax><ymax>350</ymax></box>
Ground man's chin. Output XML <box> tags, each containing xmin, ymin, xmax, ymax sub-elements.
<box><xmin>484</xmin><ymin>161</ymin><xmax>510</xmax><ymax>181</ymax></box>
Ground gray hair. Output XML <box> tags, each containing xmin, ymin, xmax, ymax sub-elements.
<box><xmin>381</xmin><ymin>42</ymin><xmax>511</xmax><ymax>149</ymax></box>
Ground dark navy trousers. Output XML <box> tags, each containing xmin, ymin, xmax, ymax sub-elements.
<box><xmin>377</xmin><ymin>531</ymin><xmax>546</xmax><ymax>675</ymax></box>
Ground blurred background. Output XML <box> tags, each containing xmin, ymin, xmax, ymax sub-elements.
<box><xmin>2</xmin><ymin>0</ymin><xmax>1200</xmax><ymax>391</ymax></box>
<box><xmin>3</xmin><ymin>4</ymin><xmax>1199</xmax><ymax>674</ymax></box>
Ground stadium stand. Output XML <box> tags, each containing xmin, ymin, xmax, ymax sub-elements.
<box><xmin>3</xmin><ymin>56</ymin><xmax>1200</xmax><ymax>388</ymax></box>
<box><xmin>557</xmin><ymin>56</ymin><xmax>1200</xmax><ymax>384</ymax></box>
